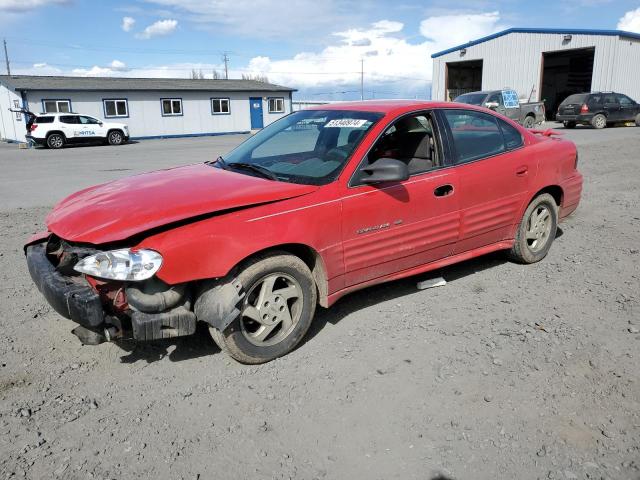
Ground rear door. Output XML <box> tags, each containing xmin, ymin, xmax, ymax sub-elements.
<box><xmin>602</xmin><ymin>93</ymin><xmax>621</xmax><ymax>122</ymax></box>
<box><xmin>438</xmin><ymin>108</ymin><xmax>533</xmax><ymax>254</ymax></box>
<box><xmin>340</xmin><ymin>111</ymin><xmax>460</xmax><ymax>286</ymax></box>
<box><xmin>58</xmin><ymin>115</ymin><xmax>80</xmax><ymax>140</ymax></box>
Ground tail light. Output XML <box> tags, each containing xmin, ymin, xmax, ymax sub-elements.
<box><xmin>29</xmin><ymin>124</ymin><xmax>38</xmax><ymax>132</ymax></box>
<box><xmin>580</xmin><ymin>104</ymin><xmax>589</xmax><ymax>113</ymax></box>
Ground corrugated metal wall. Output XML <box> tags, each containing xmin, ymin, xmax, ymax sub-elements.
<box><xmin>432</xmin><ymin>33</ymin><xmax>640</xmax><ymax>103</ymax></box>
<box><xmin>24</xmin><ymin>90</ymin><xmax>291</xmax><ymax>138</ymax></box>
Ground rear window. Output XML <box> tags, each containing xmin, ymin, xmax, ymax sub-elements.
<box><xmin>560</xmin><ymin>94</ymin><xmax>588</xmax><ymax>106</ymax></box>
<box><xmin>34</xmin><ymin>116</ymin><xmax>54</xmax><ymax>124</ymax></box>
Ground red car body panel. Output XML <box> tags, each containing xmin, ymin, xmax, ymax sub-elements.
<box><xmin>46</xmin><ymin>164</ymin><xmax>318</xmax><ymax>244</ymax></box>
<box><xmin>33</xmin><ymin>101</ymin><xmax>582</xmax><ymax>308</ymax></box>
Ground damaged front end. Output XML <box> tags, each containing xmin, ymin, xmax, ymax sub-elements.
<box><xmin>26</xmin><ymin>235</ymin><xmax>197</xmax><ymax>345</ymax></box>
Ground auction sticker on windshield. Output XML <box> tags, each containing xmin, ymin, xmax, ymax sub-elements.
<box><xmin>324</xmin><ymin>119</ymin><xmax>369</xmax><ymax>128</ymax></box>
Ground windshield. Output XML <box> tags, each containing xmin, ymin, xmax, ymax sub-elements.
<box><xmin>560</xmin><ymin>94</ymin><xmax>588</xmax><ymax>105</ymax></box>
<box><xmin>454</xmin><ymin>93</ymin><xmax>487</xmax><ymax>106</ymax></box>
<box><xmin>218</xmin><ymin>109</ymin><xmax>384</xmax><ymax>185</ymax></box>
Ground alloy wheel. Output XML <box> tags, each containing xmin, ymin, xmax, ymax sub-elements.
<box><xmin>525</xmin><ymin>205</ymin><xmax>552</xmax><ymax>252</ymax></box>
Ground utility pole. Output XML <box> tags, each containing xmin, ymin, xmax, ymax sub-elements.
<box><xmin>3</xmin><ymin>39</ymin><xmax>10</xmax><ymax>75</ymax></box>
<box><xmin>360</xmin><ymin>58</ymin><xmax>364</xmax><ymax>101</ymax></box>
<box><xmin>222</xmin><ymin>53</ymin><xmax>229</xmax><ymax>80</ymax></box>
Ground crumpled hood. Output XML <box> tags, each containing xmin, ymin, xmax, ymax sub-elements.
<box><xmin>47</xmin><ymin>163</ymin><xmax>318</xmax><ymax>244</ymax></box>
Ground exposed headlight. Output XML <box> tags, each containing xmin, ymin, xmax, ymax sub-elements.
<box><xmin>74</xmin><ymin>249</ymin><xmax>162</xmax><ymax>281</ymax></box>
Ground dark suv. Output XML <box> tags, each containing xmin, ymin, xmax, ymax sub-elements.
<box><xmin>556</xmin><ymin>92</ymin><xmax>640</xmax><ymax>129</ymax></box>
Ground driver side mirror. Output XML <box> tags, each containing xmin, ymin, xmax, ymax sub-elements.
<box><xmin>360</xmin><ymin>158</ymin><xmax>409</xmax><ymax>185</ymax></box>
<box><xmin>484</xmin><ymin>101</ymin><xmax>499</xmax><ymax>110</ymax></box>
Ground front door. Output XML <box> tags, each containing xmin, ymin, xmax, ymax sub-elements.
<box><xmin>439</xmin><ymin>108</ymin><xmax>533</xmax><ymax>254</ymax></box>
<box><xmin>602</xmin><ymin>93</ymin><xmax>621</xmax><ymax>122</ymax></box>
<box><xmin>249</xmin><ymin>97</ymin><xmax>264</xmax><ymax>129</ymax></box>
<box><xmin>341</xmin><ymin>112</ymin><xmax>460</xmax><ymax>287</ymax></box>
<box><xmin>617</xmin><ymin>94</ymin><xmax>638</xmax><ymax>122</ymax></box>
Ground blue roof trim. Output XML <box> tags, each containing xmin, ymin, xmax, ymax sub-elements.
<box><xmin>431</xmin><ymin>28</ymin><xmax>640</xmax><ymax>58</ymax></box>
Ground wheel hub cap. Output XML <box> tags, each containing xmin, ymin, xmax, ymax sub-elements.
<box><xmin>525</xmin><ymin>205</ymin><xmax>552</xmax><ymax>252</ymax></box>
<box><xmin>240</xmin><ymin>273</ymin><xmax>302</xmax><ymax>346</ymax></box>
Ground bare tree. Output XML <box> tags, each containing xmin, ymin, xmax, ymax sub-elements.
<box><xmin>190</xmin><ymin>69</ymin><xmax>205</xmax><ymax>79</ymax></box>
<box><xmin>242</xmin><ymin>73</ymin><xmax>269</xmax><ymax>83</ymax></box>
<box><xmin>212</xmin><ymin>69</ymin><xmax>221</xmax><ymax>79</ymax></box>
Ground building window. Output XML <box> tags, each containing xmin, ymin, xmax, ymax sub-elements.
<box><xmin>268</xmin><ymin>97</ymin><xmax>284</xmax><ymax>113</ymax></box>
<box><xmin>103</xmin><ymin>99</ymin><xmax>128</xmax><ymax>118</ymax></box>
<box><xmin>161</xmin><ymin>98</ymin><xmax>183</xmax><ymax>116</ymax></box>
<box><xmin>42</xmin><ymin>99</ymin><xmax>71</xmax><ymax>113</ymax></box>
<box><xmin>211</xmin><ymin>98</ymin><xmax>230</xmax><ymax>114</ymax></box>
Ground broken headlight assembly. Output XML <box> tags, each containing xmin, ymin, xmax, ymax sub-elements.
<box><xmin>74</xmin><ymin>249</ymin><xmax>163</xmax><ymax>281</ymax></box>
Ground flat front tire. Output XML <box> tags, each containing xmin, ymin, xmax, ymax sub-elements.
<box><xmin>209</xmin><ymin>253</ymin><xmax>317</xmax><ymax>364</ymax></box>
<box><xmin>46</xmin><ymin>133</ymin><xmax>64</xmax><ymax>149</ymax></box>
<box><xmin>509</xmin><ymin>193</ymin><xmax>558</xmax><ymax>264</ymax></box>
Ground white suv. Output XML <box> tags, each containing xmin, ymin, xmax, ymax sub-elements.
<box><xmin>27</xmin><ymin>113</ymin><xmax>130</xmax><ymax>149</ymax></box>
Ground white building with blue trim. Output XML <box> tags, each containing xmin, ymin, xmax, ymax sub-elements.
<box><xmin>0</xmin><ymin>75</ymin><xmax>295</xmax><ymax>143</ymax></box>
<box><xmin>431</xmin><ymin>28</ymin><xmax>640</xmax><ymax>117</ymax></box>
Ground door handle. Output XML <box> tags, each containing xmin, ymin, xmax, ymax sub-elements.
<box><xmin>434</xmin><ymin>184</ymin><xmax>454</xmax><ymax>197</ymax></box>
<box><xmin>516</xmin><ymin>166</ymin><xmax>528</xmax><ymax>176</ymax></box>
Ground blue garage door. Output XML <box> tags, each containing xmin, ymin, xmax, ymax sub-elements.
<box><xmin>249</xmin><ymin>97</ymin><xmax>264</xmax><ymax>129</ymax></box>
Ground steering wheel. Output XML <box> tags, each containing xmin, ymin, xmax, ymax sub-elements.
<box><xmin>325</xmin><ymin>147</ymin><xmax>350</xmax><ymax>162</ymax></box>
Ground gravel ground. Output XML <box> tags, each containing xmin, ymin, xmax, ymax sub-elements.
<box><xmin>0</xmin><ymin>126</ymin><xmax>639</xmax><ymax>480</ymax></box>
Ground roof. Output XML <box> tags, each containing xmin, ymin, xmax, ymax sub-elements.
<box><xmin>431</xmin><ymin>28</ymin><xmax>640</xmax><ymax>58</ymax></box>
<box><xmin>0</xmin><ymin>75</ymin><xmax>295</xmax><ymax>92</ymax></box>
<box><xmin>307</xmin><ymin>99</ymin><xmax>450</xmax><ymax>113</ymax></box>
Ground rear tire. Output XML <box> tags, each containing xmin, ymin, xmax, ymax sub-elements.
<box><xmin>209</xmin><ymin>252</ymin><xmax>317</xmax><ymax>364</ymax></box>
<box><xmin>563</xmin><ymin>121</ymin><xmax>576</xmax><ymax>129</ymax></box>
<box><xmin>46</xmin><ymin>133</ymin><xmax>65</xmax><ymax>149</ymax></box>
<box><xmin>107</xmin><ymin>130</ymin><xmax>124</xmax><ymax>146</ymax></box>
<box><xmin>522</xmin><ymin>115</ymin><xmax>535</xmax><ymax>129</ymax></box>
<box><xmin>509</xmin><ymin>193</ymin><xmax>558</xmax><ymax>264</ymax></box>
<box><xmin>591</xmin><ymin>113</ymin><xmax>607</xmax><ymax>129</ymax></box>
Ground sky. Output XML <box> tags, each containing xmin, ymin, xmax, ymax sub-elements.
<box><xmin>1</xmin><ymin>0</ymin><xmax>640</xmax><ymax>100</ymax></box>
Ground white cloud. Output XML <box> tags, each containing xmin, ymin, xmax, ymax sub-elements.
<box><xmin>121</xmin><ymin>16</ymin><xmax>136</xmax><ymax>32</ymax></box>
<box><xmin>0</xmin><ymin>0</ymin><xmax>68</xmax><ymax>12</ymax></box>
<box><xmin>136</xmin><ymin>19</ymin><xmax>178</xmax><ymax>39</ymax></box>
<box><xmin>12</xmin><ymin>11</ymin><xmax>505</xmax><ymax>99</ymax></box>
<box><xmin>240</xmin><ymin>12</ymin><xmax>504</xmax><ymax>94</ymax></box>
<box><xmin>142</xmin><ymin>0</ymin><xmax>367</xmax><ymax>39</ymax></box>
<box><xmin>617</xmin><ymin>7</ymin><xmax>640</xmax><ymax>32</ymax></box>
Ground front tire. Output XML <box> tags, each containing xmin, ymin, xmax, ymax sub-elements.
<box><xmin>209</xmin><ymin>253</ymin><xmax>317</xmax><ymax>364</ymax></box>
<box><xmin>107</xmin><ymin>130</ymin><xmax>124</xmax><ymax>145</ymax></box>
<box><xmin>591</xmin><ymin>113</ymin><xmax>607</xmax><ymax>129</ymax></box>
<box><xmin>522</xmin><ymin>115</ymin><xmax>535</xmax><ymax>129</ymax></box>
<box><xmin>509</xmin><ymin>193</ymin><xmax>558</xmax><ymax>264</ymax></box>
<box><xmin>46</xmin><ymin>133</ymin><xmax>65</xmax><ymax>149</ymax></box>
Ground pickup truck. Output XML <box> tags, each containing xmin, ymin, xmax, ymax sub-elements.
<box><xmin>454</xmin><ymin>90</ymin><xmax>545</xmax><ymax>128</ymax></box>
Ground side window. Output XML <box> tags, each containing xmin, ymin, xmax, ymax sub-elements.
<box><xmin>78</xmin><ymin>116</ymin><xmax>100</xmax><ymax>124</ymax></box>
<box><xmin>367</xmin><ymin>113</ymin><xmax>439</xmax><ymax>175</ymax></box>
<box><xmin>59</xmin><ymin>115</ymin><xmax>78</xmax><ymax>124</ymax></box>
<box><xmin>211</xmin><ymin>98</ymin><xmax>230</xmax><ymax>114</ymax></box>
<box><xmin>617</xmin><ymin>94</ymin><xmax>634</xmax><ymax>106</ymax></box>
<box><xmin>268</xmin><ymin>97</ymin><xmax>284</xmax><ymax>113</ymax></box>
<box><xmin>43</xmin><ymin>99</ymin><xmax>71</xmax><ymax>113</ymax></box>
<box><xmin>103</xmin><ymin>99</ymin><xmax>128</xmax><ymax>118</ymax></box>
<box><xmin>443</xmin><ymin>110</ymin><xmax>506</xmax><ymax>164</ymax></box>
<box><xmin>161</xmin><ymin>98</ymin><xmax>182</xmax><ymax>116</ymax></box>
<box><xmin>498</xmin><ymin>119</ymin><xmax>524</xmax><ymax>150</ymax></box>
<box><xmin>603</xmin><ymin>94</ymin><xmax>617</xmax><ymax>105</ymax></box>
<box><xmin>487</xmin><ymin>93</ymin><xmax>503</xmax><ymax>107</ymax></box>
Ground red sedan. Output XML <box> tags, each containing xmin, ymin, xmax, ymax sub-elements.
<box><xmin>25</xmin><ymin>101</ymin><xmax>583</xmax><ymax>363</ymax></box>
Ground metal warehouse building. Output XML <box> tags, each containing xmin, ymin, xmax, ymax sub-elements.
<box><xmin>0</xmin><ymin>75</ymin><xmax>295</xmax><ymax>143</ymax></box>
<box><xmin>431</xmin><ymin>28</ymin><xmax>640</xmax><ymax>117</ymax></box>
